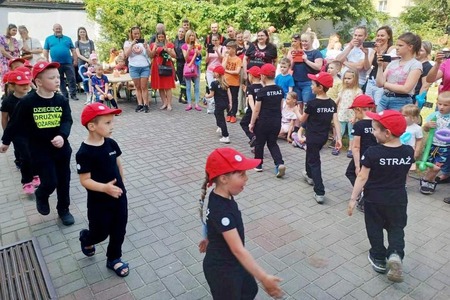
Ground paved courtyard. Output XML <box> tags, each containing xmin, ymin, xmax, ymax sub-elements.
<box><xmin>0</xmin><ymin>95</ymin><xmax>449</xmax><ymax>300</ymax></box>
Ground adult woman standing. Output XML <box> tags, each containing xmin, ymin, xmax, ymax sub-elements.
<box><xmin>150</xmin><ymin>30</ymin><xmax>176</xmax><ymax>111</ymax></box>
<box><xmin>17</xmin><ymin>25</ymin><xmax>43</xmax><ymax>66</ymax></box>
<box><xmin>288</xmin><ymin>32</ymin><xmax>323</xmax><ymax>105</ymax></box>
<box><xmin>243</xmin><ymin>29</ymin><xmax>277</xmax><ymax>73</ymax></box>
<box><xmin>124</xmin><ymin>26</ymin><xmax>151</xmax><ymax>113</ymax></box>
<box><xmin>365</xmin><ymin>26</ymin><xmax>395</xmax><ymax>105</ymax></box>
<box><xmin>0</xmin><ymin>24</ymin><xmax>20</xmax><ymax>92</ymax></box>
<box><xmin>205</xmin><ymin>33</ymin><xmax>225</xmax><ymax>89</ymax></box>
<box><xmin>182</xmin><ymin>30</ymin><xmax>202</xmax><ymax>111</ymax></box>
<box><xmin>75</xmin><ymin>27</ymin><xmax>95</xmax><ymax>69</ymax></box>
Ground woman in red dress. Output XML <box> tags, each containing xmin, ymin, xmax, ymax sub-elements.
<box><xmin>150</xmin><ymin>30</ymin><xmax>176</xmax><ymax>110</ymax></box>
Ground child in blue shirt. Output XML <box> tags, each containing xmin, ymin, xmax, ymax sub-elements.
<box><xmin>275</xmin><ymin>58</ymin><xmax>294</xmax><ymax>99</ymax></box>
<box><xmin>91</xmin><ymin>64</ymin><xmax>119</xmax><ymax>109</ymax></box>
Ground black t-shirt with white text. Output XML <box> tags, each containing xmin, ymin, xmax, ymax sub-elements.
<box><xmin>362</xmin><ymin>144</ymin><xmax>414</xmax><ymax>205</ymax></box>
<box><xmin>210</xmin><ymin>80</ymin><xmax>229</xmax><ymax>108</ymax></box>
<box><xmin>205</xmin><ymin>191</ymin><xmax>244</xmax><ymax>265</ymax></box>
<box><xmin>304</xmin><ymin>98</ymin><xmax>337</xmax><ymax>144</ymax></box>
<box><xmin>255</xmin><ymin>85</ymin><xmax>283</xmax><ymax>119</ymax></box>
<box><xmin>245</xmin><ymin>43</ymin><xmax>278</xmax><ymax>68</ymax></box>
<box><xmin>246</xmin><ymin>83</ymin><xmax>263</xmax><ymax>113</ymax></box>
<box><xmin>351</xmin><ymin>119</ymin><xmax>377</xmax><ymax>157</ymax></box>
<box><xmin>76</xmin><ymin>138</ymin><xmax>126</xmax><ymax>202</ymax></box>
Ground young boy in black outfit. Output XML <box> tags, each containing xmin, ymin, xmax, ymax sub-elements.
<box><xmin>348</xmin><ymin>110</ymin><xmax>414</xmax><ymax>283</ymax></box>
<box><xmin>249</xmin><ymin>63</ymin><xmax>286</xmax><ymax>178</ymax></box>
<box><xmin>293</xmin><ymin>72</ymin><xmax>342</xmax><ymax>204</ymax></box>
<box><xmin>0</xmin><ymin>62</ymin><xmax>75</xmax><ymax>226</ymax></box>
<box><xmin>76</xmin><ymin>102</ymin><xmax>129</xmax><ymax>277</ymax></box>
<box><xmin>240</xmin><ymin>66</ymin><xmax>262</xmax><ymax>148</ymax></box>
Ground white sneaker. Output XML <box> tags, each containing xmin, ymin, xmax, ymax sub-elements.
<box><xmin>302</xmin><ymin>170</ymin><xmax>314</xmax><ymax>185</ymax></box>
<box><xmin>219</xmin><ymin>136</ymin><xmax>230</xmax><ymax>143</ymax></box>
<box><xmin>216</xmin><ymin>127</ymin><xmax>222</xmax><ymax>134</ymax></box>
<box><xmin>314</xmin><ymin>193</ymin><xmax>325</xmax><ymax>204</ymax></box>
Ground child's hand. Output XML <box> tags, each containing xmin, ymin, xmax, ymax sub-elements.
<box><xmin>198</xmin><ymin>238</ymin><xmax>209</xmax><ymax>253</ymax></box>
<box><xmin>335</xmin><ymin>139</ymin><xmax>342</xmax><ymax>150</ymax></box>
<box><xmin>103</xmin><ymin>178</ymin><xmax>123</xmax><ymax>198</ymax></box>
<box><xmin>299</xmin><ymin>136</ymin><xmax>306</xmax><ymax>143</ymax></box>
<box><xmin>347</xmin><ymin>199</ymin><xmax>357</xmax><ymax>216</ymax></box>
<box><xmin>287</xmin><ymin>137</ymin><xmax>292</xmax><ymax>143</ymax></box>
<box><xmin>426</xmin><ymin>121</ymin><xmax>436</xmax><ymax>129</ymax></box>
<box><xmin>0</xmin><ymin>144</ymin><xmax>9</xmax><ymax>153</ymax></box>
<box><xmin>51</xmin><ymin>135</ymin><xmax>64</xmax><ymax>148</ymax></box>
<box><xmin>355</xmin><ymin>166</ymin><xmax>360</xmax><ymax>176</ymax></box>
<box><xmin>261</xmin><ymin>275</ymin><xmax>283</xmax><ymax>298</ymax></box>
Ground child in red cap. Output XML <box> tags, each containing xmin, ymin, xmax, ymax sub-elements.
<box><xmin>293</xmin><ymin>71</ymin><xmax>342</xmax><ymax>204</ymax></box>
<box><xmin>0</xmin><ymin>70</ymin><xmax>39</xmax><ymax>194</ymax></box>
<box><xmin>240</xmin><ymin>66</ymin><xmax>262</xmax><ymax>149</ymax></box>
<box><xmin>345</xmin><ymin>94</ymin><xmax>378</xmax><ymax>212</ymax></box>
<box><xmin>76</xmin><ymin>103</ymin><xmax>129</xmax><ymax>277</ymax></box>
<box><xmin>198</xmin><ymin>147</ymin><xmax>283</xmax><ymax>299</ymax></box>
<box><xmin>249</xmin><ymin>63</ymin><xmax>286</xmax><ymax>177</ymax></box>
<box><xmin>205</xmin><ymin>65</ymin><xmax>232</xmax><ymax>143</ymax></box>
<box><xmin>0</xmin><ymin>61</ymin><xmax>75</xmax><ymax>226</ymax></box>
<box><xmin>348</xmin><ymin>110</ymin><xmax>414</xmax><ymax>283</ymax></box>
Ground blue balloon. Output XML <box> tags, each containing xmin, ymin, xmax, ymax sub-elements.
<box><xmin>400</xmin><ymin>132</ymin><xmax>412</xmax><ymax>144</ymax></box>
<box><xmin>415</xmin><ymin>91</ymin><xmax>427</xmax><ymax>109</ymax></box>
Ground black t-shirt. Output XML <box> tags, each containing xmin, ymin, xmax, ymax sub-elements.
<box><xmin>210</xmin><ymin>80</ymin><xmax>229</xmax><ymax>107</ymax></box>
<box><xmin>362</xmin><ymin>144</ymin><xmax>414</xmax><ymax>205</ymax></box>
<box><xmin>255</xmin><ymin>85</ymin><xmax>283</xmax><ymax>119</ymax></box>
<box><xmin>304</xmin><ymin>98</ymin><xmax>337</xmax><ymax>144</ymax></box>
<box><xmin>414</xmin><ymin>61</ymin><xmax>433</xmax><ymax>95</ymax></box>
<box><xmin>351</xmin><ymin>119</ymin><xmax>377</xmax><ymax>157</ymax></box>
<box><xmin>0</xmin><ymin>94</ymin><xmax>21</xmax><ymax>117</ymax></box>
<box><xmin>205</xmin><ymin>191</ymin><xmax>244</xmax><ymax>263</ymax></box>
<box><xmin>204</xmin><ymin>33</ymin><xmax>224</xmax><ymax>48</ymax></box>
<box><xmin>173</xmin><ymin>37</ymin><xmax>186</xmax><ymax>62</ymax></box>
<box><xmin>76</xmin><ymin>138</ymin><xmax>126</xmax><ymax>201</ymax></box>
<box><xmin>246</xmin><ymin>83</ymin><xmax>263</xmax><ymax>113</ymax></box>
<box><xmin>245</xmin><ymin>43</ymin><xmax>278</xmax><ymax>68</ymax></box>
<box><xmin>1</xmin><ymin>91</ymin><xmax>72</xmax><ymax>151</ymax></box>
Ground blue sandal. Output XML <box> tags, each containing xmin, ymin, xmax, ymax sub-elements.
<box><xmin>79</xmin><ymin>229</ymin><xmax>95</xmax><ymax>257</ymax></box>
<box><xmin>106</xmin><ymin>258</ymin><xmax>129</xmax><ymax>277</ymax></box>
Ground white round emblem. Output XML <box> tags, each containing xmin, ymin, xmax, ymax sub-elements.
<box><xmin>98</xmin><ymin>105</ymin><xmax>105</xmax><ymax>110</ymax></box>
<box><xmin>17</xmin><ymin>76</ymin><xmax>22</xmax><ymax>80</ymax></box>
<box><xmin>221</xmin><ymin>217</ymin><xmax>230</xmax><ymax>226</ymax></box>
<box><xmin>39</xmin><ymin>63</ymin><xmax>44</xmax><ymax>68</ymax></box>
<box><xmin>234</xmin><ymin>155</ymin><xmax>242</xmax><ymax>162</ymax></box>
<box><xmin>76</xmin><ymin>164</ymin><xmax>81</xmax><ymax>170</ymax></box>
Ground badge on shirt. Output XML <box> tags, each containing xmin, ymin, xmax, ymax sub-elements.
<box><xmin>221</xmin><ymin>217</ymin><xmax>230</xmax><ymax>226</ymax></box>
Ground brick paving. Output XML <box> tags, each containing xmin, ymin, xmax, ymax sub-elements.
<box><xmin>0</xmin><ymin>95</ymin><xmax>449</xmax><ymax>300</ymax></box>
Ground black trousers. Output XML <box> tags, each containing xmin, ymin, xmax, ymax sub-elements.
<box><xmin>227</xmin><ymin>86</ymin><xmax>240</xmax><ymax>117</ymax></box>
<box><xmin>305</xmin><ymin>142</ymin><xmax>326</xmax><ymax>195</ymax></box>
<box><xmin>12</xmin><ymin>136</ymin><xmax>36</xmax><ymax>184</ymax></box>
<box><xmin>240</xmin><ymin>109</ymin><xmax>254</xmax><ymax>141</ymax></box>
<box><xmin>254</xmin><ymin>118</ymin><xmax>283</xmax><ymax>166</ymax></box>
<box><xmin>364</xmin><ymin>202</ymin><xmax>407</xmax><ymax>261</ymax></box>
<box><xmin>215</xmin><ymin>104</ymin><xmax>229</xmax><ymax>137</ymax></box>
<box><xmin>346</xmin><ymin>159</ymin><xmax>357</xmax><ymax>186</ymax></box>
<box><xmin>81</xmin><ymin>195</ymin><xmax>128</xmax><ymax>261</ymax></box>
<box><xmin>176</xmin><ymin>61</ymin><xmax>186</xmax><ymax>99</ymax></box>
<box><xmin>34</xmin><ymin>144</ymin><xmax>72</xmax><ymax>213</ymax></box>
<box><xmin>203</xmin><ymin>258</ymin><xmax>258</xmax><ymax>300</ymax></box>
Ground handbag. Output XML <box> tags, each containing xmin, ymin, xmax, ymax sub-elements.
<box><xmin>183</xmin><ymin>63</ymin><xmax>198</xmax><ymax>78</ymax></box>
<box><xmin>158</xmin><ymin>64</ymin><xmax>173</xmax><ymax>77</ymax></box>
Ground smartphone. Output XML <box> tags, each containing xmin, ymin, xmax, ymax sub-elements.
<box><xmin>363</xmin><ymin>41</ymin><xmax>376</xmax><ymax>48</ymax></box>
<box><xmin>283</xmin><ymin>42</ymin><xmax>292</xmax><ymax>48</ymax></box>
<box><xmin>442</xmin><ymin>50</ymin><xmax>450</xmax><ymax>59</ymax></box>
<box><xmin>136</xmin><ymin>38</ymin><xmax>145</xmax><ymax>44</ymax></box>
<box><xmin>381</xmin><ymin>55</ymin><xmax>392</xmax><ymax>62</ymax></box>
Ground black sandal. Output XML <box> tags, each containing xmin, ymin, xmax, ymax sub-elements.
<box><xmin>79</xmin><ymin>229</ymin><xmax>95</xmax><ymax>257</ymax></box>
<box><xmin>444</xmin><ymin>198</ymin><xmax>450</xmax><ymax>204</ymax></box>
<box><xmin>106</xmin><ymin>258</ymin><xmax>129</xmax><ymax>277</ymax></box>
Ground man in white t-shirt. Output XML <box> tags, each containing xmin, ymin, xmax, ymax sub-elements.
<box><xmin>336</xmin><ymin>26</ymin><xmax>372</xmax><ymax>87</ymax></box>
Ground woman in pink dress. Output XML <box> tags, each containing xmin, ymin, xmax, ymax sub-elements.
<box><xmin>150</xmin><ymin>30</ymin><xmax>176</xmax><ymax>111</ymax></box>
<box><xmin>0</xmin><ymin>24</ymin><xmax>20</xmax><ymax>93</ymax></box>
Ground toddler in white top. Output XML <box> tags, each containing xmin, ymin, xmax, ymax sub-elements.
<box><xmin>401</xmin><ymin>104</ymin><xmax>423</xmax><ymax>170</ymax></box>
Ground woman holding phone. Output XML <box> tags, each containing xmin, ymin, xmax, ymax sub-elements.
<box><xmin>182</xmin><ymin>30</ymin><xmax>202</xmax><ymax>111</ymax></box>
<box><xmin>124</xmin><ymin>26</ymin><xmax>151</xmax><ymax>113</ymax></box>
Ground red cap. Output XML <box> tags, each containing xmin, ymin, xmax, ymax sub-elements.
<box><xmin>260</xmin><ymin>63</ymin><xmax>276</xmax><ymax>77</ymax></box>
<box><xmin>366</xmin><ymin>110</ymin><xmax>406</xmax><ymax>137</ymax></box>
<box><xmin>213</xmin><ymin>65</ymin><xmax>225</xmax><ymax>75</ymax></box>
<box><xmin>81</xmin><ymin>103</ymin><xmax>122</xmax><ymax>126</ymax></box>
<box><xmin>5</xmin><ymin>71</ymin><xmax>31</xmax><ymax>85</ymax></box>
<box><xmin>32</xmin><ymin>61</ymin><xmax>60</xmax><ymax>79</ymax></box>
<box><xmin>23</xmin><ymin>60</ymin><xmax>32</xmax><ymax>69</ymax></box>
<box><xmin>8</xmin><ymin>57</ymin><xmax>25</xmax><ymax>68</ymax></box>
<box><xmin>14</xmin><ymin>66</ymin><xmax>32</xmax><ymax>77</ymax></box>
<box><xmin>307</xmin><ymin>71</ymin><xmax>334</xmax><ymax>88</ymax></box>
<box><xmin>349</xmin><ymin>94</ymin><xmax>376</xmax><ymax>109</ymax></box>
<box><xmin>2</xmin><ymin>71</ymin><xmax>10</xmax><ymax>84</ymax></box>
<box><xmin>206</xmin><ymin>148</ymin><xmax>261</xmax><ymax>187</ymax></box>
<box><xmin>247</xmin><ymin>66</ymin><xmax>261</xmax><ymax>77</ymax></box>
